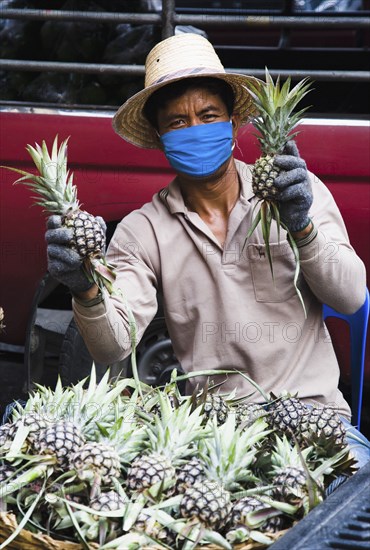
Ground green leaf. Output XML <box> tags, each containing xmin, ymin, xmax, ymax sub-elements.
<box><xmin>261</xmin><ymin>201</ymin><xmax>274</xmax><ymax>279</ymax></box>
<box><xmin>271</xmin><ymin>201</ymin><xmax>281</xmax><ymax>244</ymax></box>
<box><xmin>0</xmin><ymin>477</ymin><xmax>47</xmax><ymax>550</ymax></box>
<box><xmin>63</xmin><ymin>494</ymin><xmax>91</xmax><ymax>550</ymax></box>
<box><xmin>283</xmin><ymin>223</ymin><xmax>307</xmax><ymax>318</ymax></box>
<box><xmin>242</xmin><ymin>206</ymin><xmax>261</xmax><ymax>250</ymax></box>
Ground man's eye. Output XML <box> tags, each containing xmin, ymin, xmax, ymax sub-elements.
<box><xmin>203</xmin><ymin>114</ymin><xmax>217</xmax><ymax>121</ymax></box>
<box><xmin>170</xmin><ymin>119</ymin><xmax>185</xmax><ymax>129</ymax></box>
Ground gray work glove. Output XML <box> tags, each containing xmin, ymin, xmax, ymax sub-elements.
<box><xmin>45</xmin><ymin>214</ymin><xmax>106</xmax><ymax>294</ymax></box>
<box><xmin>273</xmin><ymin>141</ymin><xmax>313</xmax><ymax>233</ymax></box>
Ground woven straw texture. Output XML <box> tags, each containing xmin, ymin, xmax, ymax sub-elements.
<box><xmin>112</xmin><ymin>33</ymin><xmax>260</xmax><ymax>149</ymax></box>
<box><xmin>0</xmin><ymin>512</ymin><xmax>289</xmax><ymax>550</ymax></box>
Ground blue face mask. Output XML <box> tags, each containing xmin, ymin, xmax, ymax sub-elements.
<box><xmin>160</xmin><ymin>121</ymin><xmax>233</xmax><ymax>178</ymax></box>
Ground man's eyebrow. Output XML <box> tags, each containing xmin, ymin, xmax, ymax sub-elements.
<box><xmin>197</xmin><ymin>104</ymin><xmax>224</xmax><ymax>115</ymax></box>
<box><xmin>162</xmin><ymin>111</ymin><xmax>187</xmax><ymax>122</ymax></box>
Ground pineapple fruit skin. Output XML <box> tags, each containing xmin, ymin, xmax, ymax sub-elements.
<box><xmin>272</xmin><ymin>466</ymin><xmax>307</xmax><ymax>502</ymax></box>
<box><xmin>70</xmin><ymin>441</ymin><xmax>121</xmax><ymax>483</ymax></box>
<box><xmin>203</xmin><ymin>393</ymin><xmax>229</xmax><ymax>425</ymax></box>
<box><xmin>252</xmin><ymin>154</ymin><xmax>280</xmax><ymax>200</ymax></box>
<box><xmin>34</xmin><ymin>420</ymin><xmax>85</xmax><ymax>467</ymax></box>
<box><xmin>64</xmin><ymin>209</ymin><xmax>105</xmax><ymax>260</ymax></box>
<box><xmin>180</xmin><ymin>479</ymin><xmax>232</xmax><ymax>530</ymax></box>
<box><xmin>175</xmin><ymin>456</ymin><xmax>205</xmax><ymax>493</ymax></box>
<box><xmin>228</xmin><ymin>496</ymin><xmax>285</xmax><ymax>534</ymax></box>
<box><xmin>90</xmin><ymin>490</ymin><xmax>126</xmax><ymax>512</ymax></box>
<box><xmin>126</xmin><ymin>452</ymin><xmax>176</xmax><ymax>493</ymax></box>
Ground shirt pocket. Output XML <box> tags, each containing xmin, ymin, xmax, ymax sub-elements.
<box><xmin>247</xmin><ymin>241</ymin><xmax>297</xmax><ymax>303</ymax></box>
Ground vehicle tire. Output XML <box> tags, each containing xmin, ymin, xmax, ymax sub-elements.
<box><xmin>58</xmin><ymin>316</ymin><xmax>184</xmax><ymax>390</ymax></box>
<box><xmin>128</xmin><ymin>317</ymin><xmax>185</xmax><ymax>392</ymax></box>
<box><xmin>59</xmin><ymin>318</ymin><xmax>109</xmax><ymax>386</ymax></box>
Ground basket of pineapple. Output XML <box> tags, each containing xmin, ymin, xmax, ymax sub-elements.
<box><xmin>0</xmin><ymin>366</ymin><xmax>356</xmax><ymax>550</ymax></box>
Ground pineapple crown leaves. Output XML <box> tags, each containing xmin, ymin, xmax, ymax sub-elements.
<box><xmin>144</xmin><ymin>394</ymin><xmax>210</xmax><ymax>462</ymax></box>
<box><xmin>12</xmin><ymin>368</ymin><xmax>140</xmax><ymax>435</ymax></box>
<box><xmin>66</xmin><ymin>368</ymin><xmax>138</xmax><ymax>429</ymax></box>
<box><xmin>15</xmin><ymin>377</ymin><xmax>77</xmax><ymax>426</ymax></box>
<box><xmin>270</xmin><ymin>435</ymin><xmax>313</xmax><ymax>473</ymax></box>
<box><xmin>200</xmin><ymin>415</ymin><xmax>270</xmax><ymax>492</ymax></box>
<box><xmin>92</xmin><ymin>408</ymin><xmax>147</xmax><ymax>464</ymax></box>
<box><xmin>271</xmin><ymin>434</ymin><xmax>326</xmax><ymax>504</ymax></box>
<box><xmin>2</xmin><ymin>135</ymin><xmax>80</xmax><ymax>215</ymax></box>
<box><xmin>247</xmin><ymin>68</ymin><xmax>313</xmax><ymax>155</ymax></box>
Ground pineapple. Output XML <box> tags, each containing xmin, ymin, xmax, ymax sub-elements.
<box><xmin>34</xmin><ymin>419</ymin><xmax>85</xmax><ymax>467</ymax></box>
<box><xmin>192</xmin><ymin>384</ymin><xmax>233</xmax><ymax>426</ymax></box>
<box><xmin>7</xmin><ymin>411</ymin><xmax>50</xmax><ymax>449</ymax></box>
<box><xmin>0</xmin><ymin>423</ymin><xmax>14</xmax><ymax>449</ymax></box>
<box><xmin>180</xmin><ymin>479</ymin><xmax>231</xmax><ymax>531</ymax></box>
<box><xmin>226</xmin><ymin>495</ymin><xmax>286</xmax><ymax>544</ymax></box>
<box><xmin>247</xmin><ymin>69</ymin><xmax>312</xmax><ymax>202</ymax></box>
<box><xmin>90</xmin><ymin>490</ymin><xmax>126</xmax><ymax>512</ymax></box>
<box><xmin>126</xmin><ymin>392</ymin><xmax>208</xmax><ymax>497</ymax></box>
<box><xmin>203</xmin><ymin>393</ymin><xmax>229</xmax><ymax>426</ymax></box>
<box><xmin>298</xmin><ymin>404</ymin><xmax>347</xmax><ymax>449</ymax></box>
<box><xmin>234</xmin><ymin>402</ymin><xmax>266</xmax><ymax>429</ymax></box>
<box><xmin>1</xmin><ymin>136</ymin><xmax>115</xmax><ymax>292</ymax></box>
<box><xmin>179</xmin><ymin>414</ymin><xmax>270</xmax><ymax>533</ymax></box>
<box><xmin>245</xmin><ymin>69</ymin><xmax>312</xmax><ymax>311</ymax></box>
<box><xmin>175</xmin><ymin>456</ymin><xmax>205</xmax><ymax>494</ymax></box>
<box><xmin>127</xmin><ymin>452</ymin><xmax>176</xmax><ymax>494</ymax></box>
<box><xmin>0</xmin><ymin>307</ymin><xmax>4</xmax><ymax>332</ymax></box>
<box><xmin>133</xmin><ymin>509</ymin><xmax>177</xmax><ymax>546</ymax></box>
<box><xmin>267</xmin><ymin>393</ymin><xmax>310</xmax><ymax>437</ymax></box>
<box><xmin>87</xmin><ymin>490</ymin><xmax>127</xmax><ymax>543</ymax></box>
<box><xmin>70</xmin><ymin>441</ymin><xmax>121</xmax><ymax>485</ymax></box>
<box><xmin>268</xmin><ymin>435</ymin><xmax>325</xmax><ymax>513</ymax></box>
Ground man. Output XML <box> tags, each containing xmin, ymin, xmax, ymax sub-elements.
<box><xmin>46</xmin><ymin>34</ymin><xmax>369</xmax><ymax>466</ymax></box>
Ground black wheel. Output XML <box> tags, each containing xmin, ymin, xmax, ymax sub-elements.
<box><xmin>127</xmin><ymin>317</ymin><xmax>185</xmax><ymax>392</ymax></box>
<box><xmin>59</xmin><ymin>318</ymin><xmax>109</xmax><ymax>386</ymax></box>
<box><xmin>59</xmin><ymin>316</ymin><xmax>184</xmax><ymax>391</ymax></box>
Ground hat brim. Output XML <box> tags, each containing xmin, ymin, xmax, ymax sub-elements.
<box><xmin>112</xmin><ymin>71</ymin><xmax>260</xmax><ymax>149</ymax></box>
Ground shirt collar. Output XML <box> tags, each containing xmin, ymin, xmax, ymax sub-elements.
<box><xmin>160</xmin><ymin>159</ymin><xmax>255</xmax><ymax>214</ymax></box>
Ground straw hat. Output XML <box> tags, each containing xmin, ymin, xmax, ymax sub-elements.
<box><xmin>112</xmin><ymin>33</ymin><xmax>259</xmax><ymax>149</ymax></box>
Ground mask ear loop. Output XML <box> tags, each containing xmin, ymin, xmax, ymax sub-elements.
<box><xmin>230</xmin><ymin>118</ymin><xmax>236</xmax><ymax>152</ymax></box>
<box><xmin>230</xmin><ymin>118</ymin><xmax>241</xmax><ymax>155</ymax></box>
<box><xmin>233</xmin><ymin>138</ymin><xmax>244</xmax><ymax>157</ymax></box>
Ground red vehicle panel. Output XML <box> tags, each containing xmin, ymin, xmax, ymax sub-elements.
<box><xmin>0</xmin><ymin>109</ymin><xmax>369</xmax><ymax>387</ymax></box>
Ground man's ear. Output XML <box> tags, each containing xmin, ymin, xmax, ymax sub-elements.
<box><xmin>231</xmin><ymin>113</ymin><xmax>241</xmax><ymax>136</ymax></box>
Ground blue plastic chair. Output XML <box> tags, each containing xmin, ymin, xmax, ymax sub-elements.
<box><xmin>323</xmin><ymin>287</ymin><xmax>369</xmax><ymax>430</ymax></box>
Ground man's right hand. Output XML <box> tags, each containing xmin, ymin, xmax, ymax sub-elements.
<box><xmin>45</xmin><ymin>215</ymin><xmax>94</xmax><ymax>294</ymax></box>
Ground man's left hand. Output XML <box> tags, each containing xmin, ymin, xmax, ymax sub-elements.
<box><xmin>273</xmin><ymin>140</ymin><xmax>313</xmax><ymax>233</ymax></box>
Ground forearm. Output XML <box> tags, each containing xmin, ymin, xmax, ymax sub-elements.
<box><xmin>290</xmin><ymin>170</ymin><xmax>367</xmax><ymax>314</ymax></box>
<box><xmin>72</xmin><ymin>240</ymin><xmax>159</xmax><ymax>365</ymax></box>
<box><xmin>72</xmin><ymin>290</ymin><xmax>134</xmax><ymax>365</ymax></box>
<box><xmin>299</xmin><ymin>228</ymin><xmax>366</xmax><ymax>314</ymax></box>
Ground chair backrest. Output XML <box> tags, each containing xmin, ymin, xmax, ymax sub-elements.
<box><xmin>323</xmin><ymin>287</ymin><xmax>369</xmax><ymax>430</ymax></box>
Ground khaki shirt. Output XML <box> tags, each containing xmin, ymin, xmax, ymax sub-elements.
<box><xmin>73</xmin><ymin>160</ymin><xmax>366</xmax><ymax>419</ymax></box>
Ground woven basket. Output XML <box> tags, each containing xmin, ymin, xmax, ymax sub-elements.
<box><xmin>0</xmin><ymin>512</ymin><xmax>288</xmax><ymax>549</ymax></box>
<box><xmin>0</xmin><ymin>513</ymin><xmax>99</xmax><ymax>550</ymax></box>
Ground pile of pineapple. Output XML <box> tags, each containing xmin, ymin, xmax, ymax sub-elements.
<box><xmin>0</xmin><ymin>369</ymin><xmax>355</xmax><ymax>550</ymax></box>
